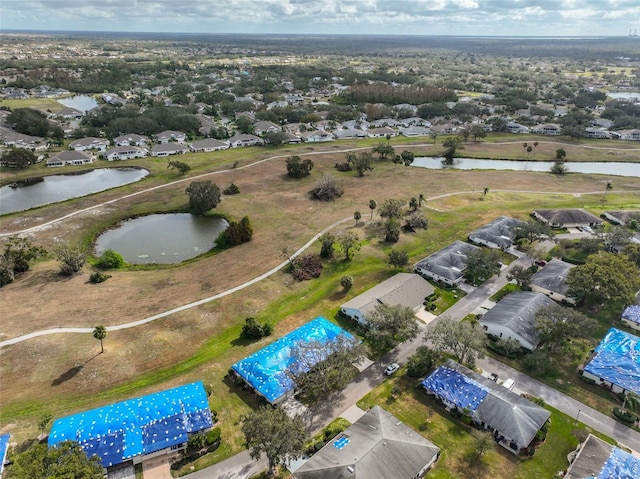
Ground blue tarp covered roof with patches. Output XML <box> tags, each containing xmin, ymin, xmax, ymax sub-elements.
<box><xmin>48</xmin><ymin>382</ymin><xmax>212</xmax><ymax>468</ymax></box>
<box><xmin>421</xmin><ymin>364</ymin><xmax>489</xmax><ymax>412</ymax></box>
<box><xmin>584</xmin><ymin>328</ymin><xmax>640</xmax><ymax>395</ymax></box>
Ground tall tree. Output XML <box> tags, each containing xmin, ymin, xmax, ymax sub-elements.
<box><xmin>511</xmin><ymin>220</ymin><xmax>552</xmax><ymax>243</ymax></box>
<box><xmin>372</xmin><ymin>142</ymin><xmax>394</xmax><ymax>161</ymax></box>
<box><xmin>92</xmin><ymin>325</ymin><xmax>107</xmax><ymax>354</ymax></box>
<box><xmin>364</xmin><ymin>303</ymin><xmax>419</xmax><ymax>351</ymax></box>
<box><xmin>3</xmin><ymin>237</ymin><xmax>45</xmax><ymax>274</ymax></box>
<box><xmin>378</xmin><ymin>199</ymin><xmax>405</xmax><ymax>219</ymax></box>
<box><xmin>185</xmin><ymin>180</ymin><xmax>221</xmax><ymax>214</ymax></box>
<box><xmin>387</xmin><ymin>249</ymin><xmax>409</xmax><ymax>269</ymax></box>
<box><xmin>285</xmin><ymin>155</ymin><xmax>314</xmax><ymax>178</ymax></box>
<box><xmin>464</xmin><ymin>248</ymin><xmax>501</xmax><ymax>284</ymax></box>
<box><xmin>566</xmin><ymin>251</ymin><xmax>640</xmax><ymax>308</ymax></box>
<box><xmin>336</xmin><ymin>231</ymin><xmax>360</xmax><ymax>261</ymax></box>
<box><xmin>0</xmin><ymin>148</ymin><xmax>38</xmax><ymax>169</ymax></box>
<box><xmin>6</xmin><ymin>440</ymin><xmax>103</xmax><ymax>479</ymax></box>
<box><xmin>535</xmin><ymin>304</ymin><xmax>597</xmax><ymax>353</ymax></box>
<box><xmin>506</xmin><ymin>264</ymin><xmax>533</xmax><ymax>289</ymax></box>
<box><xmin>424</xmin><ymin>316</ymin><xmax>486</xmax><ymax>367</ymax></box>
<box><xmin>241</xmin><ymin>407</ymin><xmax>306</xmax><ymax>476</ymax></box>
<box><xmin>349</xmin><ymin>151</ymin><xmax>374</xmax><ymax>177</ymax></box>
<box><xmin>441</xmin><ymin>137</ymin><xmax>462</xmax><ymax>165</ymax></box>
<box><xmin>55</xmin><ymin>245</ymin><xmax>87</xmax><ymax>276</ymax></box>
<box><xmin>318</xmin><ymin>232</ymin><xmax>336</xmax><ymax>259</ymax></box>
<box><xmin>368</xmin><ymin>199</ymin><xmax>377</xmax><ymax>219</ymax></box>
<box><xmin>353</xmin><ymin>211</ymin><xmax>362</xmax><ymax>226</ymax></box>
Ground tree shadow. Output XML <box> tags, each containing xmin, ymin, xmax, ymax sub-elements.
<box><xmin>51</xmin><ymin>352</ymin><xmax>100</xmax><ymax>386</ymax></box>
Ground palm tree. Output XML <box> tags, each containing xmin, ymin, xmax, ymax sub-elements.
<box><xmin>354</xmin><ymin>211</ymin><xmax>361</xmax><ymax>226</ymax></box>
<box><xmin>605</xmin><ymin>182</ymin><xmax>612</xmax><ymax>196</ymax></box>
<box><xmin>418</xmin><ymin>193</ymin><xmax>426</xmax><ymax>208</ymax></box>
<box><xmin>93</xmin><ymin>325</ymin><xmax>107</xmax><ymax>353</ymax></box>
<box><xmin>369</xmin><ymin>199</ymin><xmax>377</xmax><ymax>219</ymax></box>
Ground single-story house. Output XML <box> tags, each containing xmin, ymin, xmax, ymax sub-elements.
<box><xmin>603</xmin><ymin>210</ymin><xmax>640</xmax><ymax>226</ymax></box>
<box><xmin>367</xmin><ymin>126</ymin><xmax>397</xmax><ymax>138</ymax></box>
<box><xmin>371</xmin><ymin>118</ymin><xmax>400</xmax><ymax>128</ymax></box>
<box><xmin>105</xmin><ymin>146</ymin><xmax>148</xmax><ymax>161</ymax></box>
<box><xmin>0</xmin><ymin>127</ymin><xmax>47</xmax><ymax>151</ymax></box>
<box><xmin>565</xmin><ymin>434</ymin><xmax>640</xmax><ymax>479</ymax></box>
<box><xmin>227</xmin><ymin>133</ymin><xmax>264</xmax><ymax>148</ymax></box>
<box><xmin>621</xmin><ymin>305</ymin><xmax>640</xmax><ymax>332</ymax></box>
<box><xmin>56</xmin><ymin>107</ymin><xmax>84</xmax><ymax>120</ymax></box>
<box><xmin>300</xmin><ymin>130</ymin><xmax>335</xmax><ymax>142</ymax></box>
<box><xmin>506</xmin><ymin>122</ymin><xmax>530</xmax><ymax>134</ymax></box>
<box><xmin>0</xmin><ymin>434</ymin><xmax>10</xmax><ymax>476</ymax></box>
<box><xmin>582</xmin><ymin>327</ymin><xmax>640</xmax><ymax>395</ymax></box>
<box><xmin>422</xmin><ymin>359</ymin><xmax>550</xmax><ymax>454</ymax></box>
<box><xmin>479</xmin><ymin>291</ymin><xmax>554</xmax><ymax>351</ymax></box>
<box><xmin>190</xmin><ymin>138</ymin><xmax>229</xmax><ymax>153</ymax></box>
<box><xmin>414</xmin><ymin>240</ymin><xmax>480</xmax><ymax>286</ymax></box>
<box><xmin>617</xmin><ymin>129</ymin><xmax>640</xmax><ymax>141</ymax></box>
<box><xmin>151</xmin><ymin>143</ymin><xmax>188</xmax><ymax>157</ymax></box>
<box><xmin>468</xmin><ymin>216</ymin><xmax>524</xmax><ymax>250</ymax></box>
<box><xmin>114</xmin><ymin>133</ymin><xmax>149</xmax><ymax>147</ymax></box>
<box><xmin>292</xmin><ymin>406</ymin><xmax>440</xmax><ymax>479</ymax></box>
<box><xmin>532</xmin><ymin>124</ymin><xmax>562</xmax><ymax>135</ymax></box>
<box><xmin>340</xmin><ymin>273</ymin><xmax>434</xmax><ymax>326</ymax></box>
<box><xmin>253</xmin><ymin>121</ymin><xmax>281</xmax><ymax>136</ymax></box>
<box><xmin>69</xmin><ymin>137</ymin><xmax>109</xmax><ymax>152</ymax></box>
<box><xmin>530</xmin><ymin>259</ymin><xmax>576</xmax><ymax>304</ymax></box>
<box><xmin>48</xmin><ymin>382</ymin><xmax>213</xmax><ymax>469</ymax></box>
<box><xmin>154</xmin><ymin>130</ymin><xmax>186</xmax><ymax>144</ymax></box>
<box><xmin>532</xmin><ymin>209</ymin><xmax>603</xmax><ymax>229</ymax></box>
<box><xmin>46</xmin><ymin>150</ymin><xmax>94</xmax><ymax>167</ymax></box>
<box><xmin>584</xmin><ymin>127</ymin><xmax>611</xmax><ymax>139</ymax></box>
<box><xmin>230</xmin><ymin>317</ymin><xmax>356</xmax><ymax>404</ymax></box>
<box><xmin>399</xmin><ymin>125</ymin><xmax>431</xmax><ymax>137</ymax></box>
<box><xmin>333</xmin><ymin>128</ymin><xmax>367</xmax><ymax>140</ymax></box>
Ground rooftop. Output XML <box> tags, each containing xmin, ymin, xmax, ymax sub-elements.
<box><xmin>565</xmin><ymin>434</ymin><xmax>640</xmax><ymax>479</ymax></box>
<box><xmin>530</xmin><ymin>259</ymin><xmax>574</xmax><ymax>296</ymax></box>
<box><xmin>584</xmin><ymin>328</ymin><xmax>640</xmax><ymax>395</ymax></box>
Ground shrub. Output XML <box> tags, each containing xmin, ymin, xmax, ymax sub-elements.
<box><xmin>89</xmin><ymin>272</ymin><xmax>111</xmax><ymax>284</ymax></box>
<box><xmin>311</xmin><ymin>175</ymin><xmax>343</xmax><ymax>201</ymax></box>
<box><xmin>223</xmin><ymin>183</ymin><xmax>240</xmax><ymax>195</ymax></box>
<box><xmin>613</xmin><ymin>407</ymin><xmax>637</xmax><ymax>424</ymax></box>
<box><xmin>291</xmin><ymin>253</ymin><xmax>323</xmax><ymax>281</ymax></box>
<box><xmin>241</xmin><ymin>317</ymin><xmax>273</xmax><ymax>340</ymax></box>
<box><xmin>96</xmin><ymin>249</ymin><xmax>126</xmax><ymax>270</ymax></box>
<box><xmin>205</xmin><ymin>427</ymin><xmax>221</xmax><ymax>445</ymax></box>
<box><xmin>340</xmin><ymin>275</ymin><xmax>354</xmax><ymax>292</ymax></box>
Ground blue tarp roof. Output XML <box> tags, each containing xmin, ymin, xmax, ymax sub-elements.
<box><xmin>231</xmin><ymin>317</ymin><xmax>355</xmax><ymax>403</ymax></box>
<box><xmin>584</xmin><ymin>328</ymin><xmax>640</xmax><ymax>395</ymax></box>
<box><xmin>0</xmin><ymin>434</ymin><xmax>10</xmax><ymax>475</ymax></box>
<box><xmin>421</xmin><ymin>365</ymin><xmax>489</xmax><ymax>412</ymax></box>
<box><xmin>622</xmin><ymin>305</ymin><xmax>640</xmax><ymax>326</ymax></box>
<box><xmin>48</xmin><ymin>381</ymin><xmax>212</xmax><ymax>468</ymax></box>
<box><xmin>598</xmin><ymin>446</ymin><xmax>640</xmax><ymax>479</ymax></box>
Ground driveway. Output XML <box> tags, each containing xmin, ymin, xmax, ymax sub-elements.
<box><xmin>141</xmin><ymin>453</ymin><xmax>179</xmax><ymax>479</ymax></box>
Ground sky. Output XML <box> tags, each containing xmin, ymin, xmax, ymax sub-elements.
<box><xmin>1</xmin><ymin>0</ymin><xmax>639</xmax><ymax>37</ymax></box>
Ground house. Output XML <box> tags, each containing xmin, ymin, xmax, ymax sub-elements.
<box><xmin>0</xmin><ymin>434</ymin><xmax>10</xmax><ymax>476</ymax></box>
<box><xmin>48</xmin><ymin>382</ymin><xmax>213</xmax><ymax>469</ymax></box>
<box><xmin>227</xmin><ymin>133</ymin><xmax>264</xmax><ymax>148</ymax></box>
<box><xmin>105</xmin><ymin>146</ymin><xmax>148</xmax><ymax>161</ymax></box>
<box><xmin>479</xmin><ymin>291</ymin><xmax>554</xmax><ymax>351</ymax></box>
<box><xmin>154</xmin><ymin>130</ymin><xmax>186</xmax><ymax>144</ymax></box>
<box><xmin>582</xmin><ymin>328</ymin><xmax>640</xmax><ymax>395</ymax></box>
<box><xmin>46</xmin><ymin>150</ymin><xmax>94</xmax><ymax>167</ymax></box>
<box><xmin>506</xmin><ymin>122</ymin><xmax>530</xmax><ymax>134</ymax></box>
<box><xmin>340</xmin><ymin>273</ymin><xmax>434</xmax><ymax>326</ymax></box>
<box><xmin>422</xmin><ymin>359</ymin><xmax>550</xmax><ymax>454</ymax></box>
<box><xmin>56</xmin><ymin>107</ymin><xmax>83</xmax><ymax>120</ymax></box>
<box><xmin>584</xmin><ymin>127</ymin><xmax>611</xmax><ymax>139</ymax></box>
<box><xmin>151</xmin><ymin>143</ymin><xmax>188</xmax><ymax>157</ymax></box>
<box><xmin>532</xmin><ymin>209</ymin><xmax>603</xmax><ymax>229</ymax></box>
<box><xmin>69</xmin><ymin>137</ymin><xmax>109</xmax><ymax>152</ymax></box>
<box><xmin>399</xmin><ymin>125</ymin><xmax>431</xmax><ymax>137</ymax></box>
<box><xmin>621</xmin><ymin>305</ymin><xmax>640</xmax><ymax>332</ymax></box>
<box><xmin>530</xmin><ymin>259</ymin><xmax>576</xmax><ymax>304</ymax></box>
<box><xmin>367</xmin><ymin>126</ymin><xmax>397</xmax><ymax>138</ymax></box>
<box><xmin>532</xmin><ymin>124</ymin><xmax>562</xmax><ymax>135</ymax></box>
<box><xmin>292</xmin><ymin>406</ymin><xmax>440</xmax><ymax>479</ymax></box>
<box><xmin>617</xmin><ymin>129</ymin><xmax>640</xmax><ymax>141</ymax></box>
<box><xmin>190</xmin><ymin>138</ymin><xmax>229</xmax><ymax>153</ymax></box>
<box><xmin>468</xmin><ymin>216</ymin><xmax>524</xmax><ymax>250</ymax></box>
<box><xmin>565</xmin><ymin>434</ymin><xmax>640</xmax><ymax>479</ymax></box>
<box><xmin>101</xmin><ymin>92</ymin><xmax>126</xmax><ymax>105</ymax></box>
<box><xmin>333</xmin><ymin>128</ymin><xmax>367</xmax><ymax>140</ymax></box>
<box><xmin>300</xmin><ymin>130</ymin><xmax>335</xmax><ymax>142</ymax></box>
<box><xmin>414</xmin><ymin>240</ymin><xmax>480</xmax><ymax>286</ymax></box>
<box><xmin>603</xmin><ymin>210</ymin><xmax>640</xmax><ymax>226</ymax></box>
<box><xmin>253</xmin><ymin>120</ymin><xmax>281</xmax><ymax>136</ymax></box>
<box><xmin>283</xmin><ymin>132</ymin><xmax>303</xmax><ymax>144</ymax></box>
<box><xmin>0</xmin><ymin>127</ymin><xmax>47</xmax><ymax>150</ymax></box>
<box><xmin>371</xmin><ymin>118</ymin><xmax>400</xmax><ymax>128</ymax></box>
<box><xmin>230</xmin><ymin>317</ymin><xmax>355</xmax><ymax>404</ymax></box>
<box><xmin>114</xmin><ymin>133</ymin><xmax>149</xmax><ymax>147</ymax></box>
<box><xmin>430</xmin><ymin>123</ymin><xmax>457</xmax><ymax>135</ymax></box>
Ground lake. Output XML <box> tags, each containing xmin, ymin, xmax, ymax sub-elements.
<box><xmin>0</xmin><ymin>168</ymin><xmax>149</xmax><ymax>215</ymax></box>
<box><xmin>411</xmin><ymin>157</ymin><xmax>639</xmax><ymax>177</ymax></box>
<box><xmin>58</xmin><ymin>95</ymin><xmax>99</xmax><ymax>112</ymax></box>
<box><xmin>95</xmin><ymin>213</ymin><xmax>229</xmax><ymax>264</ymax></box>
<box><xmin>607</xmin><ymin>92</ymin><xmax>640</xmax><ymax>101</ymax></box>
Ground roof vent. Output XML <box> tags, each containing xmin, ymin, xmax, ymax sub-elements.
<box><xmin>347</xmin><ymin>466</ymin><xmax>355</xmax><ymax>473</ymax></box>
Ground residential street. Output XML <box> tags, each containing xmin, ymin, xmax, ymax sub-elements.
<box><xmin>195</xmin><ymin>251</ymin><xmax>640</xmax><ymax>478</ymax></box>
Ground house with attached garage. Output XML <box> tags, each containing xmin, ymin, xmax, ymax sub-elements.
<box><xmin>105</xmin><ymin>146</ymin><xmax>148</xmax><ymax>161</ymax></box>
<box><xmin>603</xmin><ymin>210</ymin><xmax>640</xmax><ymax>226</ymax></box>
<box><xmin>300</xmin><ymin>130</ymin><xmax>335</xmax><ymax>143</ymax></box>
<box><xmin>292</xmin><ymin>406</ymin><xmax>440</xmax><ymax>479</ymax></box>
<box><xmin>621</xmin><ymin>305</ymin><xmax>640</xmax><ymax>332</ymax></box>
<box><xmin>414</xmin><ymin>240</ymin><xmax>480</xmax><ymax>286</ymax></box>
<box><xmin>69</xmin><ymin>137</ymin><xmax>109</xmax><ymax>152</ymax></box>
<box><xmin>532</xmin><ymin>209</ymin><xmax>602</xmax><ymax>229</ymax></box>
<box><xmin>422</xmin><ymin>359</ymin><xmax>550</xmax><ymax>455</ymax></box>
<box><xmin>190</xmin><ymin>138</ymin><xmax>229</xmax><ymax>153</ymax></box>
<box><xmin>227</xmin><ymin>133</ymin><xmax>264</xmax><ymax>148</ymax></box>
<box><xmin>468</xmin><ymin>216</ymin><xmax>524</xmax><ymax>250</ymax></box>
<box><xmin>530</xmin><ymin>259</ymin><xmax>576</xmax><ymax>304</ymax></box>
<box><xmin>564</xmin><ymin>434</ymin><xmax>640</xmax><ymax>479</ymax></box>
<box><xmin>399</xmin><ymin>125</ymin><xmax>431</xmax><ymax>137</ymax></box>
<box><xmin>154</xmin><ymin>130</ymin><xmax>186</xmax><ymax>144</ymax></box>
<box><xmin>532</xmin><ymin>123</ymin><xmax>562</xmax><ymax>135</ymax></box>
<box><xmin>367</xmin><ymin>126</ymin><xmax>397</xmax><ymax>138</ymax></box>
<box><xmin>151</xmin><ymin>143</ymin><xmax>189</xmax><ymax>157</ymax></box>
<box><xmin>253</xmin><ymin>121</ymin><xmax>281</xmax><ymax>136</ymax></box>
<box><xmin>479</xmin><ymin>291</ymin><xmax>554</xmax><ymax>351</ymax></box>
<box><xmin>114</xmin><ymin>133</ymin><xmax>149</xmax><ymax>147</ymax></box>
<box><xmin>340</xmin><ymin>273</ymin><xmax>434</xmax><ymax>326</ymax></box>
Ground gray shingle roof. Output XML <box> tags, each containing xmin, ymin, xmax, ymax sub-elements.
<box><xmin>564</xmin><ymin>434</ymin><xmax>614</xmax><ymax>479</ymax></box>
<box><xmin>530</xmin><ymin>259</ymin><xmax>574</xmax><ymax>296</ymax></box>
<box><xmin>533</xmin><ymin>209</ymin><xmax>602</xmax><ymax>227</ymax></box>
<box><xmin>479</xmin><ymin>291</ymin><xmax>553</xmax><ymax>348</ymax></box>
<box><xmin>294</xmin><ymin>406</ymin><xmax>440</xmax><ymax>479</ymax></box>
<box><xmin>469</xmin><ymin>216</ymin><xmax>524</xmax><ymax>249</ymax></box>
<box><xmin>341</xmin><ymin>273</ymin><xmax>434</xmax><ymax>317</ymax></box>
<box><xmin>415</xmin><ymin>240</ymin><xmax>480</xmax><ymax>281</ymax></box>
<box><xmin>605</xmin><ymin>210</ymin><xmax>640</xmax><ymax>226</ymax></box>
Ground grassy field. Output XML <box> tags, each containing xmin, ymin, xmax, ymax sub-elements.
<box><xmin>0</xmin><ymin>140</ymin><xmax>639</xmax><ymax>466</ymax></box>
<box><xmin>0</xmin><ymin>97</ymin><xmax>68</xmax><ymax>113</ymax></box>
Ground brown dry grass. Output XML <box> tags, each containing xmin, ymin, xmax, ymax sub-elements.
<box><xmin>1</xmin><ymin>143</ymin><xmax>639</xmax><ymax>441</ymax></box>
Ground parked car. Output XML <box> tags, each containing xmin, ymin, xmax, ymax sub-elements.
<box><xmin>489</xmin><ymin>373</ymin><xmax>499</xmax><ymax>382</ymax></box>
<box><xmin>384</xmin><ymin>363</ymin><xmax>400</xmax><ymax>376</ymax></box>
<box><xmin>582</xmin><ymin>226</ymin><xmax>594</xmax><ymax>234</ymax></box>
<box><xmin>534</xmin><ymin>259</ymin><xmax>547</xmax><ymax>267</ymax></box>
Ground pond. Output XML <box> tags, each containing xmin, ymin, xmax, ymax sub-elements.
<box><xmin>410</xmin><ymin>157</ymin><xmax>640</xmax><ymax>177</ymax></box>
<box><xmin>95</xmin><ymin>213</ymin><xmax>228</xmax><ymax>264</ymax></box>
<box><xmin>58</xmin><ymin>95</ymin><xmax>99</xmax><ymax>112</ymax></box>
<box><xmin>607</xmin><ymin>91</ymin><xmax>640</xmax><ymax>100</ymax></box>
<box><xmin>0</xmin><ymin>168</ymin><xmax>149</xmax><ymax>215</ymax></box>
